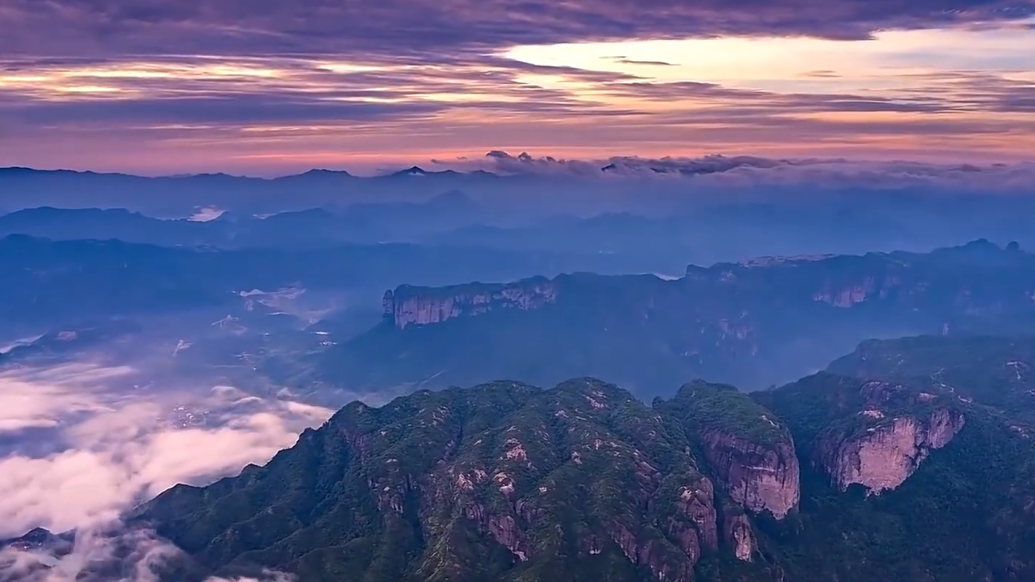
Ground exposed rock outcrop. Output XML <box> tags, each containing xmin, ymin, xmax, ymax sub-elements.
<box><xmin>722</xmin><ymin>512</ymin><xmax>757</xmax><ymax>562</ymax></box>
<box><xmin>608</xmin><ymin>519</ymin><xmax>699</xmax><ymax>582</ymax></box>
<box><xmin>383</xmin><ymin>277</ymin><xmax>558</xmax><ymax>329</ymax></box>
<box><xmin>667</xmin><ymin>382</ymin><xmax>800</xmax><ymax>520</ymax></box>
<box><xmin>673</xmin><ymin>477</ymin><xmax>719</xmax><ymax>554</ymax></box>
<box><xmin>700</xmin><ymin>431</ymin><xmax>800</xmax><ymax>520</ymax></box>
<box><xmin>820</xmin><ymin>407</ymin><xmax>966</xmax><ymax>494</ymax></box>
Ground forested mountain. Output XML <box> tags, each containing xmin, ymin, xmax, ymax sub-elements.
<box><xmin>40</xmin><ymin>334</ymin><xmax>1026</xmax><ymax>582</ymax></box>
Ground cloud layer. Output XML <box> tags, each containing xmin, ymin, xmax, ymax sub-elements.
<box><xmin>2</xmin><ymin>0</ymin><xmax>1033</xmax><ymax>58</ymax></box>
<box><xmin>0</xmin><ymin>0</ymin><xmax>1033</xmax><ymax>173</ymax></box>
<box><xmin>431</xmin><ymin>151</ymin><xmax>1035</xmax><ymax>191</ymax></box>
<box><xmin>0</xmin><ymin>522</ymin><xmax>296</xmax><ymax>582</ymax></box>
<box><xmin>0</xmin><ymin>362</ymin><xmax>332</xmax><ymax>539</ymax></box>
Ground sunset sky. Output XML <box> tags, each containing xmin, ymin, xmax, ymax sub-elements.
<box><xmin>1</xmin><ymin>0</ymin><xmax>1034</xmax><ymax>175</ymax></box>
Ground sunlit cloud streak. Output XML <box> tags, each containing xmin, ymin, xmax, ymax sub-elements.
<box><xmin>0</xmin><ymin>0</ymin><xmax>1033</xmax><ymax>172</ymax></box>
<box><xmin>2</xmin><ymin>0</ymin><xmax>1033</xmax><ymax>57</ymax></box>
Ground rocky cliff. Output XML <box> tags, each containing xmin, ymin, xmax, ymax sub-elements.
<box><xmin>819</xmin><ymin>408</ymin><xmax>966</xmax><ymax>494</ymax></box>
<box><xmin>660</xmin><ymin>382</ymin><xmax>800</xmax><ymax>520</ymax></box>
<box><xmin>330</xmin><ymin>240</ymin><xmax>1035</xmax><ymax>395</ymax></box>
<box><xmin>383</xmin><ymin>276</ymin><xmax>558</xmax><ymax>329</ymax></box>
<box><xmin>755</xmin><ymin>375</ymin><xmax>968</xmax><ymax>496</ymax></box>
<box><xmin>746</xmin><ymin>354</ymin><xmax>1035</xmax><ymax>582</ymax></box>
<box><xmin>721</xmin><ymin>510</ymin><xmax>757</xmax><ymax>563</ymax></box>
<box><xmin>699</xmin><ymin>431</ymin><xmax>800</xmax><ymax>519</ymax></box>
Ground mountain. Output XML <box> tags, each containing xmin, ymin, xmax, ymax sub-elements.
<box><xmin>126</xmin><ymin>378</ymin><xmax>796</xmax><ymax>582</ymax></box>
<box><xmin>99</xmin><ymin>333</ymin><xmax>1035</xmax><ymax>582</ymax></box>
<box><xmin>8</xmin><ymin>165</ymin><xmax>1035</xmax><ymax>262</ymax></box>
<box><xmin>429</xmin><ymin>199</ymin><xmax>1035</xmax><ymax>269</ymax></box>
<box><xmin>0</xmin><ymin>197</ymin><xmax>488</xmax><ymax>249</ymax></box>
<box><xmin>0</xmin><ymin>235</ymin><xmax>633</xmax><ymax>332</ymax></box>
<box><xmin>0</xmin><ymin>207</ymin><xmax>214</xmax><ymax>246</ymax></box>
<box><xmin>315</xmin><ymin>240</ymin><xmax>1035</xmax><ymax>396</ymax></box>
<box><xmin>0</xmin><ymin>167</ymin><xmax>504</xmax><ymax>217</ymax></box>
<box><xmin>826</xmin><ymin>334</ymin><xmax>1035</xmax><ymax>426</ymax></box>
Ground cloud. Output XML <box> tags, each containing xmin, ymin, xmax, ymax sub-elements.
<box><xmin>0</xmin><ymin>521</ymin><xmax>296</xmax><ymax>582</ymax></box>
<box><xmin>1</xmin><ymin>0</ymin><xmax>1032</xmax><ymax>60</ymax></box>
<box><xmin>188</xmin><ymin>207</ymin><xmax>225</xmax><ymax>222</ymax></box>
<box><xmin>0</xmin><ymin>525</ymin><xmax>178</xmax><ymax>582</ymax></box>
<box><xmin>608</xmin><ymin>57</ymin><xmax>677</xmax><ymax>66</ymax></box>
<box><xmin>0</xmin><ymin>363</ymin><xmax>333</xmax><ymax>539</ymax></box>
<box><xmin>431</xmin><ymin>150</ymin><xmax>1035</xmax><ymax>191</ymax></box>
<box><xmin>0</xmin><ymin>364</ymin><xmax>131</xmax><ymax>434</ymax></box>
<box><xmin>0</xmin><ymin>3</ymin><xmax>1032</xmax><ymax>174</ymax></box>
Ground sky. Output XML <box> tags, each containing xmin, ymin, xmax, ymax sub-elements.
<box><xmin>1</xmin><ymin>0</ymin><xmax>1034</xmax><ymax>175</ymax></box>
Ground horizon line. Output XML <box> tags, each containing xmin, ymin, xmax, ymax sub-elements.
<box><xmin>4</xmin><ymin>150</ymin><xmax>1035</xmax><ymax>181</ymax></box>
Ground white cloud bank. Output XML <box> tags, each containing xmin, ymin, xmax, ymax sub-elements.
<box><xmin>431</xmin><ymin>151</ymin><xmax>1035</xmax><ymax>191</ymax></box>
<box><xmin>0</xmin><ymin>522</ymin><xmax>296</xmax><ymax>582</ymax></box>
<box><xmin>0</xmin><ymin>362</ymin><xmax>333</xmax><ymax>539</ymax></box>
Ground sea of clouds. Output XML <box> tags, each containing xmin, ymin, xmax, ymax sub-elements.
<box><xmin>0</xmin><ymin>360</ymin><xmax>333</xmax><ymax>581</ymax></box>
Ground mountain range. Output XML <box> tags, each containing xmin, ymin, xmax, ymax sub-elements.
<box><xmin>6</xmin><ymin>180</ymin><xmax>1035</xmax><ymax>582</ymax></box>
<box><xmin>315</xmin><ymin>239</ymin><xmax>1035</xmax><ymax>395</ymax></box>
<box><xmin>7</xmin><ymin>333</ymin><xmax>1033</xmax><ymax>582</ymax></box>
<box><xmin>0</xmin><ymin>234</ymin><xmax>632</xmax><ymax>332</ymax></box>
<box><xmin>6</xmin><ymin>167</ymin><xmax>1035</xmax><ymax>270</ymax></box>
<box><xmin>0</xmin><ymin>166</ymin><xmax>505</xmax><ymax>218</ymax></box>
<box><xmin>0</xmin><ymin>193</ymin><xmax>483</xmax><ymax>249</ymax></box>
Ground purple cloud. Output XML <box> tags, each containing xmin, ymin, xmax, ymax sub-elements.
<box><xmin>0</xmin><ymin>1</ymin><xmax>1032</xmax><ymax>172</ymax></box>
<box><xmin>1</xmin><ymin>0</ymin><xmax>1033</xmax><ymax>59</ymax></box>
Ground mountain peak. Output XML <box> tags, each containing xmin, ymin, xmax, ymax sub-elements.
<box><xmin>287</xmin><ymin>168</ymin><xmax>353</xmax><ymax>179</ymax></box>
<box><xmin>395</xmin><ymin>165</ymin><xmax>427</xmax><ymax>176</ymax></box>
<box><xmin>962</xmin><ymin>238</ymin><xmax>1001</xmax><ymax>251</ymax></box>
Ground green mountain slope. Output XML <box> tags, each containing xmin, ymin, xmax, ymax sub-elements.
<box><xmin>133</xmin><ymin>379</ymin><xmax>775</xmax><ymax>582</ymax></box>
<box><xmin>114</xmin><ymin>336</ymin><xmax>1035</xmax><ymax>582</ymax></box>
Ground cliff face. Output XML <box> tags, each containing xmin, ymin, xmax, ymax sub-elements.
<box><xmin>383</xmin><ymin>276</ymin><xmax>558</xmax><ymax>329</ymax></box>
<box><xmin>382</xmin><ymin>242</ymin><xmax>1035</xmax><ymax>335</ymax></box>
<box><xmin>700</xmin><ymin>431</ymin><xmax>800</xmax><ymax>519</ymax></box>
<box><xmin>820</xmin><ymin>408</ymin><xmax>966</xmax><ymax>495</ymax></box>
<box><xmin>333</xmin><ymin>241</ymin><xmax>1035</xmax><ymax>396</ymax></box>
<box><xmin>722</xmin><ymin>512</ymin><xmax>757</xmax><ymax>563</ymax></box>
<box><xmin>756</xmin><ymin>374</ymin><xmax>969</xmax><ymax>497</ymax></box>
<box><xmin>662</xmin><ymin>382</ymin><xmax>800</xmax><ymax>520</ymax></box>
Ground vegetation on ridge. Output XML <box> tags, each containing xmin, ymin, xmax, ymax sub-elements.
<box><xmin>114</xmin><ymin>335</ymin><xmax>1035</xmax><ymax>582</ymax></box>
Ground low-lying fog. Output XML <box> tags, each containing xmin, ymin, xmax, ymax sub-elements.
<box><xmin>0</xmin><ymin>353</ymin><xmax>353</xmax><ymax>581</ymax></box>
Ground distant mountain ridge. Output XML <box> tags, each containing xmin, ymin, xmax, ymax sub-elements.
<box><xmin>0</xmin><ymin>235</ymin><xmax>633</xmax><ymax>332</ymax></box>
<box><xmin>0</xmin><ymin>194</ymin><xmax>485</xmax><ymax>248</ymax></box>
<box><xmin>318</xmin><ymin>240</ymin><xmax>1035</xmax><ymax>395</ymax></box>
<box><xmin>0</xmin><ymin>165</ymin><xmax>511</xmax><ymax>218</ymax></box>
